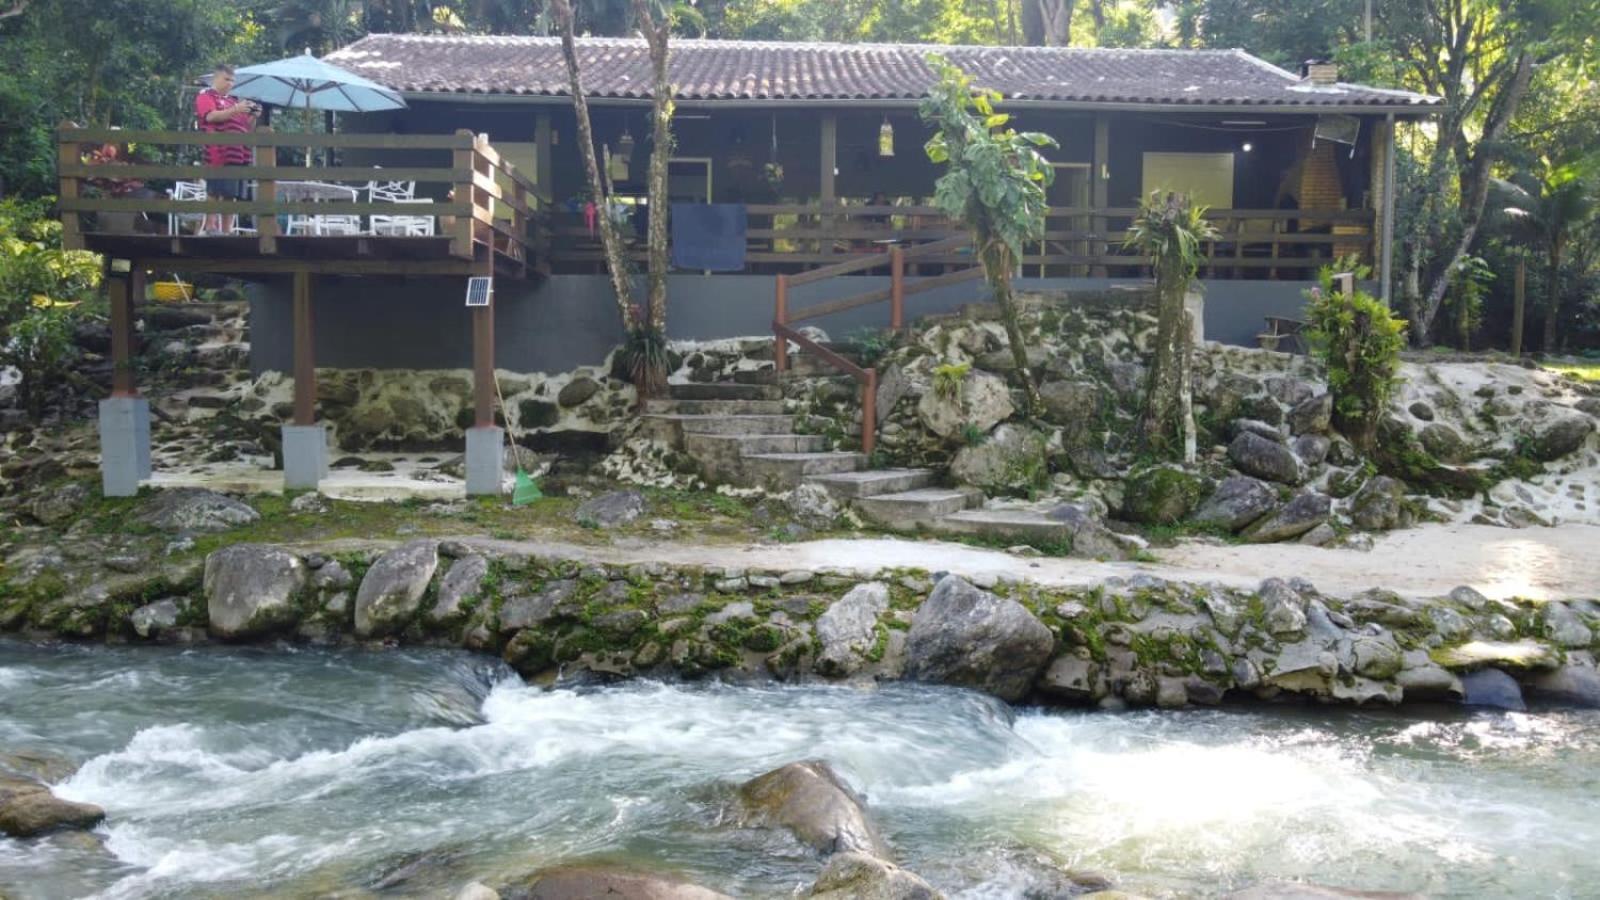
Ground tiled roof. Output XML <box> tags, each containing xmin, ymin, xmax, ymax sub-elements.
<box><xmin>326</xmin><ymin>35</ymin><xmax>1440</xmax><ymax>111</ymax></box>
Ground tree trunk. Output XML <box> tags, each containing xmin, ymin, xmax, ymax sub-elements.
<box><xmin>633</xmin><ymin>0</ymin><xmax>672</xmax><ymax>334</ymax></box>
<box><xmin>1179</xmin><ymin>307</ymin><xmax>1196</xmax><ymax>464</ymax></box>
<box><xmin>1140</xmin><ymin>264</ymin><xmax>1190</xmax><ymax>457</ymax></box>
<box><xmin>1510</xmin><ymin>256</ymin><xmax>1525</xmax><ymax>356</ymax></box>
<box><xmin>552</xmin><ymin>0</ymin><xmax>634</xmax><ymax>327</ymax></box>
<box><xmin>1543</xmin><ymin>240</ymin><xmax>1563</xmax><ymax>354</ymax></box>
<box><xmin>985</xmin><ymin>242</ymin><xmax>1041</xmax><ymax>415</ymax></box>
<box><xmin>1416</xmin><ymin>52</ymin><xmax>1534</xmax><ymax>344</ymax></box>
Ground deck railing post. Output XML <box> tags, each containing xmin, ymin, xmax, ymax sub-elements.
<box><xmin>57</xmin><ymin>122</ymin><xmax>82</xmax><ymax>250</ymax></box>
<box><xmin>107</xmin><ymin>269</ymin><xmax>137</xmax><ymax>398</ymax></box>
<box><xmin>450</xmin><ymin>129</ymin><xmax>475</xmax><ymax>259</ymax></box>
<box><xmin>256</xmin><ymin>127</ymin><xmax>278</xmax><ymax>255</ymax></box>
<box><xmin>774</xmin><ymin>274</ymin><xmax>789</xmax><ymax>374</ymax></box>
<box><xmin>889</xmin><ymin>246</ymin><xmax>904</xmax><ymax>330</ymax></box>
<box><xmin>862</xmin><ymin>368</ymin><xmax>877</xmax><ymax>458</ymax></box>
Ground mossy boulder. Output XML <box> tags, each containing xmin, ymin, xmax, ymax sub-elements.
<box><xmin>1120</xmin><ymin>466</ymin><xmax>1207</xmax><ymax>525</ymax></box>
<box><xmin>204</xmin><ymin>544</ymin><xmax>309</xmax><ymax>640</ymax></box>
<box><xmin>949</xmin><ymin>424</ymin><xmax>1048</xmax><ymax>496</ymax></box>
<box><xmin>518</xmin><ymin>399</ymin><xmax>561</xmax><ymax>430</ymax></box>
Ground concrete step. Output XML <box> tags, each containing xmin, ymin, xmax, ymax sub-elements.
<box><xmin>643</xmin><ymin>399</ymin><xmax>786</xmax><ymax>416</ymax></box>
<box><xmin>807</xmin><ymin>468</ymin><xmax>935</xmax><ymax>501</ymax></box>
<box><xmin>641</xmin><ymin>414</ymin><xmax>795</xmax><ymax>442</ymax></box>
<box><xmin>683</xmin><ymin>433</ymin><xmax>830</xmax><ymax>458</ymax></box>
<box><xmin>856</xmin><ymin>487</ymin><xmax>984</xmax><ymax>530</ymax></box>
<box><xmin>932</xmin><ymin>508</ymin><xmax>1072</xmax><ymax>545</ymax></box>
<box><xmin>731</xmin><ymin>368</ymin><xmax>780</xmax><ymax>385</ymax></box>
<box><xmin>668</xmin><ymin>382</ymin><xmax>782</xmax><ymax>402</ymax></box>
<box><xmin>742</xmin><ymin>451</ymin><xmax>867</xmax><ymax>490</ymax></box>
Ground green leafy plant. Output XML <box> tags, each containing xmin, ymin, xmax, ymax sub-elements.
<box><xmin>1446</xmin><ymin>255</ymin><xmax>1493</xmax><ymax>350</ymax></box>
<box><xmin>921</xmin><ymin>56</ymin><xmax>1056</xmax><ymax>415</ymax></box>
<box><xmin>931</xmin><ymin>360</ymin><xmax>971</xmax><ymax>400</ymax></box>
<box><xmin>846</xmin><ymin>327</ymin><xmax>895</xmax><ymax>367</ymax></box>
<box><xmin>1305</xmin><ymin>261</ymin><xmax>1408</xmax><ymax>454</ymax></box>
<box><xmin>1124</xmin><ymin>190</ymin><xmax>1217</xmax><ymax>460</ymax></box>
<box><xmin>0</xmin><ymin>198</ymin><xmax>101</xmax><ymax>418</ymax></box>
<box><xmin>960</xmin><ymin>422</ymin><xmax>987</xmax><ymax>446</ymax></box>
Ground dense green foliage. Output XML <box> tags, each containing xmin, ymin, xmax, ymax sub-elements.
<box><xmin>1304</xmin><ymin>263</ymin><xmax>1408</xmax><ymax>453</ymax></box>
<box><xmin>921</xmin><ymin>56</ymin><xmax>1056</xmax><ymax>413</ymax></box>
<box><xmin>0</xmin><ymin>197</ymin><xmax>101</xmax><ymax>416</ymax></box>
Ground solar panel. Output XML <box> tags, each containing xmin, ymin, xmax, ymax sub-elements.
<box><xmin>464</xmin><ymin>276</ymin><xmax>493</xmax><ymax>307</ymax></box>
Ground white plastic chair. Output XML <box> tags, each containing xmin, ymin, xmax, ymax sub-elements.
<box><xmin>167</xmin><ymin>180</ymin><xmax>206</xmax><ymax>235</ymax></box>
<box><xmin>370</xmin><ymin>198</ymin><xmax>436</xmax><ymax>236</ymax></box>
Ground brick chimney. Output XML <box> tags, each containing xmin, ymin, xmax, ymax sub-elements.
<box><xmin>1302</xmin><ymin>59</ymin><xmax>1338</xmax><ymax>86</ymax></box>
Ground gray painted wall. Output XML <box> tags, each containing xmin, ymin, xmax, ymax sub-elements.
<box><xmin>249</xmin><ymin>274</ymin><xmax>1320</xmax><ymax>375</ymax></box>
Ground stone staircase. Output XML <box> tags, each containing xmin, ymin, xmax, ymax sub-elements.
<box><xmin>642</xmin><ymin>368</ymin><xmax>1083</xmax><ymax>546</ymax></box>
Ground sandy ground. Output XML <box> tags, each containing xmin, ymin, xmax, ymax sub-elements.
<box><xmin>408</xmin><ymin>522</ymin><xmax>1599</xmax><ymax>603</ymax></box>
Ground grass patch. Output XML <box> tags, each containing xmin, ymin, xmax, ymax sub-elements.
<box><xmin>1543</xmin><ymin>360</ymin><xmax>1600</xmax><ymax>382</ymax></box>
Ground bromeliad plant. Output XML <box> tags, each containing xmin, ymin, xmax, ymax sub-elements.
<box><xmin>1125</xmin><ymin>191</ymin><xmax>1218</xmax><ymax>461</ymax></box>
<box><xmin>921</xmin><ymin>56</ymin><xmax>1056</xmax><ymax>415</ymax></box>
<box><xmin>1304</xmin><ymin>261</ymin><xmax>1407</xmax><ymax>454</ymax></box>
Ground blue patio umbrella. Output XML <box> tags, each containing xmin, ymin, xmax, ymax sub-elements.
<box><xmin>229</xmin><ymin>53</ymin><xmax>406</xmax><ymax>113</ymax></box>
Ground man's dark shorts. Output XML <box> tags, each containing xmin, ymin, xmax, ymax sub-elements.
<box><xmin>207</xmin><ymin>177</ymin><xmax>244</xmax><ymax>200</ymax></box>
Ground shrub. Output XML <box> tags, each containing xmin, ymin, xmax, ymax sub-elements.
<box><xmin>0</xmin><ymin>198</ymin><xmax>102</xmax><ymax>417</ymax></box>
<box><xmin>931</xmin><ymin>361</ymin><xmax>971</xmax><ymax>400</ymax></box>
<box><xmin>1304</xmin><ymin>262</ymin><xmax>1407</xmax><ymax>453</ymax></box>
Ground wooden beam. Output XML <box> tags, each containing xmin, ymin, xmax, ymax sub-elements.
<box><xmin>292</xmin><ymin>271</ymin><xmax>316</xmax><ymax>426</ymax></box>
<box><xmin>129</xmin><ymin>257</ymin><xmax>483</xmax><ymax>276</ymax></box>
<box><xmin>107</xmin><ymin>272</ymin><xmax>136</xmax><ymax>397</ymax></box>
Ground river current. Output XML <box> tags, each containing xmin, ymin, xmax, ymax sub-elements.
<box><xmin>2</xmin><ymin>641</ymin><xmax>1598</xmax><ymax>898</ymax></box>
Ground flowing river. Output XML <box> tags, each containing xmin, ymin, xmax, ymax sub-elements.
<box><xmin>3</xmin><ymin>641</ymin><xmax>1598</xmax><ymax>899</ymax></box>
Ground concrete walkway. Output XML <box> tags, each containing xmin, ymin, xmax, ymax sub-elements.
<box><xmin>420</xmin><ymin>522</ymin><xmax>1600</xmax><ymax>602</ymax></box>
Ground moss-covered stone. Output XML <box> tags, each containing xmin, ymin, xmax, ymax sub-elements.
<box><xmin>1121</xmin><ymin>466</ymin><xmax>1207</xmax><ymax>525</ymax></box>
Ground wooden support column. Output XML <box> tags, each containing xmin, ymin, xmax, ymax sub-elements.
<box><xmin>1090</xmin><ymin>114</ymin><xmax>1110</xmax><ymax>277</ymax></box>
<box><xmin>1378</xmin><ymin>113</ymin><xmax>1398</xmax><ymax>304</ymax></box>
<box><xmin>256</xmin><ymin>128</ymin><xmax>279</xmax><ymax>255</ymax></box>
<box><xmin>473</xmin><ymin>249</ymin><xmax>496</xmax><ymax>428</ymax></box>
<box><xmin>819</xmin><ymin>114</ymin><xmax>837</xmax><ymax>257</ymax></box>
<box><xmin>291</xmin><ymin>270</ymin><xmax>316</xmax><ymax>426</ymax></box>
<box><xmin>889</xmin><ymin>247</ymin><xmax>905</xmax><ymax>330</ymax></box>
<box><xmin>107</xmin><ymin>268</ymin><xmax>138</xmax><ymax>397</ymax></box>
<box><xmin>57</xmin><ymin>123</ymin><xmax>83</xmax><ymax>251</ymax></box>
<box><xmin>773</xmin><ymin>275</ymin><xmax>789</xmax><ymax>374</ymax></box>
<box><xmin>450</xmin><ymin>129</ymin><xmax>477</xmax><ymax>259</ymax></box>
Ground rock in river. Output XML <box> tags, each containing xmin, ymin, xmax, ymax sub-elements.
<box><xmin>355</xmin><ymin>540</ymin><xmax>441</xmax><ymax>638</ymax></box>
<box><xmin>904</xmin><ymin>575</ymin><xmax>1054</xmax><ymax>702</ymax></box>
<box><xmin>1460</xmin><ymin>668</ymin><xmax>1526</xmax><ymax>711</ymax></box>
<box><xmin>739</xmin><ymin>760</ymin><xmax>890</xmax><ymax>858</ymax></box>
<box><xmin>815</xmin><ymin>582</ymin><xmax>890</xmax><ymax>677</ymax></box>
<box><xmin>0</xmin><ymin>776</ymin><xmax>105</xmax><ymax>838</ymax></box>
<box><xmin>204</xmin><ymin>544</ymin><xmax>308</xmax><ymax>640</ymax></box>
<box><xmin>809</xmin><ymin>852</ymin><xmax>941</xmax><ymax>900</ymax></box>
<box><xmin>505</xmin><ymin>865</ymin><xmax>732</xmax><ymax>900</ymax></box>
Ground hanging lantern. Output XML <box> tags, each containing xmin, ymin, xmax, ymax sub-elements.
<box><xmin>878</xmin><ymin>117</ymin><xmax>895</xmax><ymax>157</ymax></box>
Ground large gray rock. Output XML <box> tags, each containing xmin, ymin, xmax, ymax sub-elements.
<box><xmin>1528</xmin><ymin>414</ymin><xmax>1594</xmax><ymax>461</ymax></box>
<box><xmin>29</xmin><ymin>482</ymin><xmax>90</xmax><ymax>526</ymax></box>
<box><xmin>1540</xmin><ymin>602</ymin><xmax>1594</xmax><ymax>649</ymax></box>
<box><xmin>1287</xmin><ymin>393</ymin><xmax>1333</xmax><ymax>435</ymax></box>
<box><xmin>1120</xmin><ymin>466</ymin><xmax>1206</xmax><ymax>526</ymax></box>
<box><xmin>815</xmin><ymin>583</ymin><xmax>890</xmax><ymax>677</ymax></box>
<box><xmin>1245</xmin><ymin>492</ymin><xmax>1331</xmax><ymax>543</ymax></box>
<box><xmin>1037</xmin><ymin>654</ymin><xmax>1103</xmax><ymax>703</ymax></box>
<box><xmin>739</xmin><ymin>760</ymin><xmax>889</xmax><ymax>858</ymax></box>
<box><xmin>574</xmin><ymin>490</ymin><xmax>646</xmax><ymax>528</ymax></box>
<box><xmin>809</xmin><ymin>852</ymin><xmax>941</xmax><ymax>900</ymax></box>
<box><xmin>1293</xmin><ymin>434</ymin><xmax>1331</xmax><ymax>467</ymax></box>
<box><xmin>499</xmin><ymin>580</ymin><xmax>577</xmax><ymax>632</ymax></box>
<box><xmin>1038</xmin><ymin>379</ymin><xmax>1105</xmax><ymax>446</ymax></box>
<box><xmin>139</xmin><ymin>489</ymin><xmax>260</xmax><ymax>533</ymax></box>
<box><xmin>1228</xmin><ymin>432</ymin><xmax>1303</xmax><ymax>485</ymax></box>
<box><xmin>129</xmin><ymin>598</ymin><xmax>181</xmax><ymax>638</ymax></box>
<box><xmin>1259</xmin><ymin>578</ymin><xmax>1307</xmax><ymax>638</ymax></box>
<box><xmin>787</xmin><ymin>482</ymin><xmax>842</xmax><ymax>529</ymax></box>
<box><xmin>1419</xmin><ymin>423</ymin><xmax>1471</xmax><ymax>464</ymax></box>
<box><xmin>1192</xmin><ymin>475</ymin><xmax>1278</xmax><ymax>532</ymax></box>
<box><xmin>1524</xmin><ymin>665</ymin><xmax>1600</xmax><ymax>708</ymax></box>
<box><xmin>1460</xmin><ymin>668</ymin><xmax>1526</xmax><ymax>711</ymax></box>
<box><xmin>1045</xmin><ymin>504</ymin><xmax>1129</xmax><ymax>561</ymax></box>
<box><xmin>1396</xmin><ymin>650</ymin><xmax>1464</xmax><ymax>701</ymax></box>
<box><xmin>904</xmin><ymin>575</ymin><xmax>1054</xmax><ymax>701</ymax></box>
<box><xmin>916</xmin><ymin>369</ymin><xmax>1014</xmax><ymax>440</ymax></box>
<box><xmin>949</xmin><ymin>424</ymin><xmax>1047</xmax><ymax>495</ymax></box>
<box><xmin>354</xmin><ymin>540</ymin><xmax>440</xmax><ymax>638</ymax></box>
<box><xmin>0</xmin><ymin>777</ymin><xmax>105</xmax><ymax>838</ymax></box>
<box><xmin>1349</xmin><ymin>476</ymin><xmax>1409</xmax><ymax>532</ymax></box>
<box><xmin>430</xmin><ymin>554</ymin><xmax>489</xmax><ymax>625</ymax></box>
<box><xmin>556</xmin><ymin>376</ymin><xmax>600</xmax><ymax>407</ymax></box>
<box><xmin>204</xmin><ymin>544</ymin><xmax>308</xmax><ymax>639</ymax></box>
<box><xmin>507</xmin><ymin>865</ymin><xmax>732</xmax><ymax>900</ymax></box>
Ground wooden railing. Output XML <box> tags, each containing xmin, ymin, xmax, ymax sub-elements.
<box><xmin>55</xmin><ymin>124</ymin><xmax>544</xmax><ymax>273</ymax></box>
<box><xmin>773</xmin><ymin>234</ymin><xmax>983</xmax><ymax>457</ymax></box>
<box><xmin>547</xmin><ymin>203</ymin><xmax>1374</xmax><ymax>276</ymax></box>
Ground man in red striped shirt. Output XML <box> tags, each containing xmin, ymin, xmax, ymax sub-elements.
<box><xmin>194</xmin><ymin>64</ymin><xmax>259</xmax><ymax>235</ymax></box>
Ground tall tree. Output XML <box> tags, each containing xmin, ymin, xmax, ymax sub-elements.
<box><xmin>632</xmin><ymin>0</ymin><xmax>672</xmax><ymax>336</ymax></box>
<box><xmin>1490</xmin><ymin>161</ymin><xmax>1597</xmax><ymax>353</ymax></box>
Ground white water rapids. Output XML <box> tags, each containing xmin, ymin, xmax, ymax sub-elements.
<box><xmin>2</xmin><ymin>642</ymin><xmax>1598</xmax><ymax>898</ymax></box>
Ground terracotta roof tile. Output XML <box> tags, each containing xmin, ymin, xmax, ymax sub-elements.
<box><xmin>327</xmin><ymin>35</ymin><xmax>1439</xmax><ymax>110</ymax></box>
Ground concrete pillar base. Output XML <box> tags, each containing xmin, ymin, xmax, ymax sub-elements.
<box><xmin>282</xmin><ymin>424</ymin><xmax>329</xmax><ymax>490</ymax></box>
<box><xmin>465</xmin><ymin>426</ymin><xmax>506</xmax><ymax>496</ymax></box>
<box><xmin>99</xmin><ymin>397</ymin><xmax>151</xmax><ymax>497</ymax></box>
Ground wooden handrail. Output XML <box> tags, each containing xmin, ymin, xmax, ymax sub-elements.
<box><xmin>774</xmin><ymin>321</ymin><xmax>877</xmax><ymax>457</ymax></box>
<box><xmin>57</xmin><ymin>125</ymin><xmax>473</xmax><ymax>149</ymax></box>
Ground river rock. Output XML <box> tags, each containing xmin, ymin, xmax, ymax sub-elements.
<box><xmin>430</xmin><ymin>554</ymin><xmax>489</xmax><ymax>625</ymax></box>
<box><xmin>917</xmin><ymin>369</ymin><xmax>1013</xmax><ymax>440</ymax></box>
<box><xmin>1226</xmin><ymin>884</ymin><xmax>1422</xmax><ymax>899</ymax></box>
<box><xmin>815</xmin><ymin>582</ymin><xmax>889</xmax><ymax>677</ymax></box>
<box><xmin>506</xmin><ymin>865</ymin><xmax>732</xmax><ymax>900</ymax></box>
<box><xmin>354</xmin><ymin>540</ymin><xmax>441</xmax><ymax>638</ymax></box>
<box><xmin>129</xmin><ymin>598</ymin><xmax>180</xmax><ymax>638</ymax></box>
<box><xmin>1349</xmin><ymin>476</ymin><xmax>1409</xmax><ymax>532</ymax></box>
<box><xmin>455</xmin><ymin>883</ymin><xmax>500</xmax><ymax>900</ymax></box>
<box><xmin>1037</xmin><ymin>654</ymin><xmax>1103</xmax><ymax>703</ymax></box>
<box><xmin>1245</xmin><ymin>492</ymin><xmax>1330</xmax><ymax>543</ymax></box>
<box><xmin>904</xmin><ymin>575</ymin><xmax>1054</xmax><ymax>701</ymax></box>
<box><xmin>1259</xmin><ymin>579</ymin><xmax>1307</xmax><ymax>638</ymax></box>
<box><xmin>556</xmin><ymin>376</ymin><xmax>600</xmax><ymax>407</ymax></box>
<box><xmin>1539</xmin><ymin>602</ymin><xmax>1594</xmax><ymax>649</ymax></box>
<box><xmin>204</xmin><ymin>544</ymin><xmax>308</xmax><ymax>640</ymax></box>
<box><xmin>0</xmin><ymin>777</ymin><xmax>105</xmax><ymax>838</ymax></box>
<box><xmin>1395</xmin><ymin>650</ymin><xmax>1463</xmax><ymax>701</ymax></box>
<box><xmin>1528</xmin><ymin>414</ymin><xmax>1594</xmax><ymax>461</ymax></box>
<box><xmin>1523</xmin><ymin>665</ymin><xmax>1600</xmax><ymax>708</ymax></box>
<box><xmin>1228</xmin><ymin>432</ymin><xmax>1303</xmax><ymax>485</ymax></box>
<box><xmin>138</xmin><ymin>488</ymin><xmax>260</xmax><ymax>533</ymax></box>
<box><xmin>29</xmin><ymin>482</ymin><xmax>89</xmax><ymax>526</ymax></box>
<box><xmin>1191</xmin><ymin>476</ymin><xmax>1278</xmax><ymax>532</ymax></box>
<box><xmin>809</xmin><ymin>852</ymin><xmax>941</xmax><ymax>900</ymax></box>
<box><xmin>1460</xmin><ymin>668</ymin><xmax>1526</xmax><ymax>711</ymax></box>
<box><xmin>949</xmin><ymin>424</ymin><xmax>1047</xmax><ymax>495</ymax></box>
<box><xmin>499</xmin><ymin>580</ymin><xmax>577</xmax><ymax>633</ymax></box>
<box><xmin>1287</xmin><ymin>393</ymin><xmax>1333</xmax><ymax>435</ymax></box>
<box><xmin>738</xmin><ymin>760</ymin><xmax>889</xmax><ymax>857</ymax></box>
<box><xmin>1120</xmin><ymin>466</ymin><xmax>1206</xmax><ymax>525</ymax></box>
<box><xmin>575</xmin><ymin>489</ymin><xmax>646</xmax><ymax>528</ymax></box>
<box><xmin>1350</xmin><ymin>633</ymin><xmax>1404</xmax><ymax>679</ymax></box>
